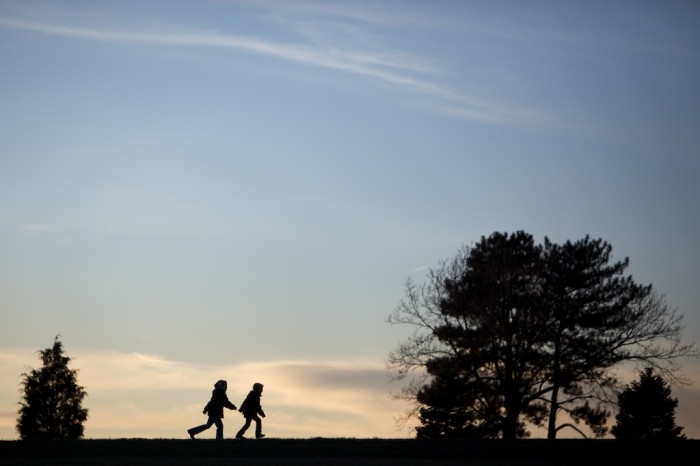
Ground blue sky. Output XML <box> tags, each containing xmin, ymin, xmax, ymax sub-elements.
<box><xmin>1</xmin><ymin>0</ymin><xmax>699</xmax><ymax>439</ymax></box>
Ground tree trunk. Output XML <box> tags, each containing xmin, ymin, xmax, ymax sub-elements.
<box><xmin>547</xmin><ymin>382</ymin><xmax>560</xmax><ymax>440</ymax></box>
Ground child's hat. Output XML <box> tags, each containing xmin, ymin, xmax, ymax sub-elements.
<box><xmin>215</xmin><ymin>380</ymin><xmax>227</xmax><ymax>390</ymax></box>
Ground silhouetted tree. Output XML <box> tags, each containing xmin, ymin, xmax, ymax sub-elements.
<box><xmin>611</xmin><ymin>367</ymin><xmax>685</xmax><ymax>440</ymax></box>
<box><xmin>538</xmin><ymin>237</ymin><xmax>695</xmax><ymax>439</ymax></box>
<box><xmin>535</xmin><ymin>237</ymin><xmax>639</xmax><ymax>439</ymax></box>
<box><xmin>389</xmin><ymin>232</ymin><xmax>552</xmax><ymax>439</ymax></box>
<box><xmin>17</xmin><ymin>335</ymin><xmax>88</xmax><ymax>439</ymax></box>
<box><xmin>388</xmin><ymin>231</ymin><xmax>696</xmax><ymax>440</ymax></box>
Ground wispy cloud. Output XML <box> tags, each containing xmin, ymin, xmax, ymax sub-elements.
<box><xmin>0</xmin><ymin>16</ymin><xmax>544</xmax><ymax>125</ymax></box>
<box><xmin>407</xmin><ymin>265</ymin><xmax>430</xmax><ymax>274</ymax></box>
<box><xmin>0</xmin><ymin>17</ymin><xmax>430</xmax><ymax>75</ymax></box>
<box><xmin>20</xmin><ymin>224</ymin><xmax>60</xmax><ymax>233</ymax></box>
<box><xmin>0</xmin><ymin>349</ymin><xmax>416</xmax><ymax>439</ymax></box>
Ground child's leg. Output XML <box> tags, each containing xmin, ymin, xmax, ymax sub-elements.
<box><xmin>236</xmin><ymin>417</ymin><xmax>252</xmax><ymax>438</ymax></box>
<box><xmin>189</xmin><ymin>417</ymin><xmax>216</xmax><ymax>437</ymax></box>
<box><xmin>214</xmin><ymin>418</ymin><xmax>224</xmax><ymax>440</ymax></box>
<box><xmin>252</xmin><ymin>415</ymin><xmax>263</xmax><ymax>438</ymax></box>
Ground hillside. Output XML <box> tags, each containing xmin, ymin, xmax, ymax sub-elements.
<box><xmin>1</xmin><ymin>437</ymin><xmax>697</xmax><ymax>465</ymax></box>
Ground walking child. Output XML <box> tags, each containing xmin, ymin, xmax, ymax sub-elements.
<box><xmin>236</xmin><ymin>382</ymin><xmax>266</xmax><ymax>439</ymax></box>
<box><xmin>187</xmin><ymin>380</ymin><xmax>237</xmax><ymax>440</ymax></box>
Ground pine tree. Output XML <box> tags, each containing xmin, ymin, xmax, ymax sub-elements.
<box><xmin>611</xmin><ymin>367</ymin><xmax>685</xmax><ymax>440</ymax></box>
<box><xmin>16</xmin><ymin>335</ymin><xmax>89</xmax><ymax>439</ymax></box>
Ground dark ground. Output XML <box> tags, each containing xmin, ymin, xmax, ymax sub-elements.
<box><xmin>0</xmin><ymin>437</ymin><xmax>697</xmax><ymax>465</ymax></box>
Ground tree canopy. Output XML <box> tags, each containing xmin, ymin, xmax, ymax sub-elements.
<box><xmin>17</xmin><ymin>335</ymin><xmax>89</xmax><ymax>440</ymax></box>
<box><xmin>388</xmin><ymin>231</ymin><xmax>695</xmax><ymax>439</ymax></box>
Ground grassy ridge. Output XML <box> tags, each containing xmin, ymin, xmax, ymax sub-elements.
<box><xmin>1</xmin><ymin>438</ymin><xmax>697</xmax><ymax>465</ymax></box>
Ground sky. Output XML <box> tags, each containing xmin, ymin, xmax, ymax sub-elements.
<box><xmin>1</xmin><ymin>0</ymin><xmax>699</xmax><ymax>440</ymax></box>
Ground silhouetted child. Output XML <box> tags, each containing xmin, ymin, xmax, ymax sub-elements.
<box><xmin>187</xmin><ymin>380</ymin><xmax>237</xmax><ymax>440</ymax></box>
<box><xmin>236</xmin><ymin>382</ymin><xmax>266</xmax><ymax>439</ymax></box>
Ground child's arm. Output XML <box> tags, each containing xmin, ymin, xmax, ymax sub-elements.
<box><xmin>224</xmin><ymin>396</ymin><xmax>237</xmax><ymax>411</ymax></box>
